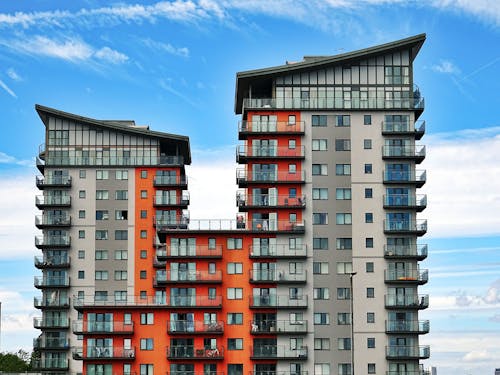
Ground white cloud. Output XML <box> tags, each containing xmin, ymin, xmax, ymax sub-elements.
<box><xmin>0</xmin><ymin>151</ymin><xmax>31</xmax><ymax>165</ymax></box>
<box><xmin>94</xmin><ymin>46</ymin><xmax>129</xmax><ymax>64</ymax></box>
<box><xmin>431</xmin><ymin>59</ymin><xmax>461</xmax><ymax>74</ymax></box>
<box><xmin>6</xmin><ymin>67</ymin><xmax>22</xmax><ymax>81</ymax></box>
<box><xmin>0</xmin><ymin>79</ymin><xmax>17</xmax><ymax>98</ymax></box>
<box><xmin>430</xmin><ymin>0</ymin><xmax>500</xmax><ymax>27</ymax></box>
<box><xmin>463</xmin><ymin>349</ymin><xmax>496</xmax><ymax>362</ymax></box>
<box><xmin>142</xmin><ymin>38</ymin><xmax>190</xmax><ymax>57</ymax></box>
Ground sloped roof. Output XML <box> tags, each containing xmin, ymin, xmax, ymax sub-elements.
<box><xmin>235</xmin><ymin>33</ymin><xmax>426</xmax><ymax>114</ymax></box>
<box><xmin>35</xmin><ymin>104</ymin><xmax>191</xmax><ymax>164</ymax></box>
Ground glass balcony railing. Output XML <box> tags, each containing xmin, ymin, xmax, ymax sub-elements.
<box><xmin>250</xmin><ymin>372</ymin><xmax>308</xmax><ymax>375</ymax></box>
<box><xmin>156</xmin><ymin>245</ymin><xmax>223</xmax><ymax>259</ymax></box>
<box><xmin>33</xmin><ymin>317</ymin><xmax>69</xmax><ymax>329</ymax></box>
<box><xmin>385</xmin><ymin>269</ymin><xmax>429</xmax><ymax>284</ymax></box>
<box><xmin>386</xmin><ymin>371</ymin><xmax>430</xmax><ymax>375</ymax></box>
<box><xmin>73</xmin><ymin>295</ymin><xmax>222</xmax><ymax>309</ymax></box>
<box><xmin>35</xmin><ymin>215</ymin><xmax>71</xmax><ymax>228</ymax></box>
<box><xmin>72</xmin><ymin>320</ymin><xmax>134</xmax><ymax>334</ymax></box>
<box><xmin>167</xmin><ymin>320</ymin><xmax>224</xmax><ymax>334</ymax></box>
<box><xmin>153</xmin><ymin>175</ymin><xmax>188</xmax><ymax>187</ymax></box>
<box><xmin>384</xmin><ymin>244</ymin><xmax>428</xmax><ymax>260</ymax></box>
<box><xmin>73</xmin><ymin>346</ymin><xmax>136</xmax><ymax>360</ymax></box>
<box><xmin>383</xmin><ymin>170</ymin><xmax>426</xmax><ymax>186</ymax></box>
<box><xmin>382</xmin><ymin>120</ymin><xmax>425</xmax><ymax>137</ymax></box>
<box><xmin>237</xmin><ymin>192</ymin><xmax>306</xmax><ymax>209</ymax></box>
<box><xmin>384</xmin><ymin>220</ymin><xmax>427</xmax><ymax>235</ymax></box>
<box><xmin>35</xmin><ymin>235</ymin><xmax>70</xmax><ymax>247</ymax></box>
<box><xmin>385</xmin><ymin>294</ymin><xmax>429</xmax><ymax>309</ymax></box>
<box><xmin>386</xmin><ymin>319</ymin><xmax>430</xmax><ymax>334</ymax></box>
<box><xmin>154</xmin><ymin>193</ymin><xmax>190</xmax><ymax>206</ymax></box>
<box><xmin>155</xmin><ymin>218</ymin><xmax>305</xmax><ymax>233</ymax></box>
<box><xmin>250</xmin><ymin>320</ymin><xmax>308</xmax><ymax>334</ymax></box>
<box><xmin>238</xmin><ymin>121</ymin><xmax>305</xmax><ymax>135</ymax></box>
<box><xmin>250</xmin><ymin>345</ymin><xmax>308</xmax><ymax>360</ymax></box>
<box><xmin>34</xmin><ymin>255</ymin><xmax>70</xmax><ymax>268</ymax></box>
<box><xmin>36</xmin><ymin>175</ymin><xmax>71</xmax><ymax>188</ymax></box>
<box><xmin>236</xmin><ymin>145</ymin><xmax>305</xmax><ymax>161</ymax></box>
<box><xmin>34</xmin><ymin>296</ymin><xmax>70</xmax><ymax>309</ymax></box>
<box><xmin>382</xmin><ymin>145</ymin><xmax>426</xmax><ymax>161</ymax></box>
<box><xmin>35</xmin><ymin>195</ymin><xmax>71</xmax><ymax>207</ymax></box>
<box><xmin>32</xmin><ymin>358</ymin><xmax>69</xmax><ymax>370</ymax></box>
<box><xmin>33</xmin><ymin>337</ymin><xmax>70</xmax><ymax>350</ymax></box>
<box><xmin>386</xmin><ymin>345</ymin><xmax>430</xmax><ymax>359</ymax></box>
<box><xmin>237</xmin><ymin>169</ymin><xmax>305</xmax><ymax>184</ymax></box>
<box><xmin>383</xmin><ymin>194</ymin><xmax>427</xmax><ymax>210</ymax></box>
<box><xmin>249</xmin><ymin>295</ymin><xmax>308</xmax><ymax>309</ymax></box>
<box><xmin>166</xmin><ymin>346</ymin><xmax>224</xmax><ymax>360</ymax></box>
<box><xmin>42</xmin><ymin>155</ymin><xmax>184</xmax><ymax>167</ymax></box>
<box><xmin>249</xmin><ymin>244</ymin><xmax>307</xmax><ymax>258</ymax></box>
<box><xmin>249</xmin><ymin>270</ymin><xmax>307</xmax><ymax>283</ymax></box>
<box><xmin>154</xmin><ymin>270</ymin><xmax>223</xmax><ymax>285</ymax></box>
<box><xmin>34</xmin><ymin>275</ymin><xmax>70</xmax><ymax>288</ymax></box>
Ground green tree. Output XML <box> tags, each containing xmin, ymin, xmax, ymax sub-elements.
<box><xmin>0</xmin><ymin>350</ymin><xmax>31</xmax><ymax>371</ymax></box>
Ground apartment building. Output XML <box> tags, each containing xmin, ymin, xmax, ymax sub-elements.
<box><xmin>33</xmin><ymin>34</ymin><xmax>429</xmax><ymax>375</ymax></box>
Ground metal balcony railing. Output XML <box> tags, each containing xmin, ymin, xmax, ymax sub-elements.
<box><xmin>386</xmin><ymin>345</ymin><xmax>430</xmax><ymax>359</ymax></box>
<box><xmin>384</xmin><ymin>220</ymin><xmax>427</xmax><ymax>235</ymax></box>
<box><xmin>249</xmin><ymin>244</ymin><xmax>307</xmax><ymax>258</ymax></box>
<box><xmin>384</xmin><ymin>244</ymin><xmax>428</xmax><ymax>260</ymax></box>
<box><xmin>385</xmin><ymin>294</ymin><xmax>429</xmax><ymax>309</ymax></box>
<box><xmin>237</xmin><ymin>169</ymin><xmax>305</xmax><ymax>184</ymax></box>
<box><xmin>237</xmin><ymin>192</ymin><xmax>306</xmax><ymax>209</ymax></box>
<box><xmin>33</xmin><ymin>317</ymin><xmax>69</xmax><ymax>329</ymax></box>
<box><xmin>42</xmin><ymin>155</ymin><xmax>184</xmax><ymax>167</ymax></box>
<box><xmin>154</xmin><ymin>270</ymin><xmax>222</xmax><ymax>284</ymax></box>
<box><xmin>166</xmin><ymin>346</ymin><xmax>224</xmax><ymax>360</ymax></box>
<box><xmin>33</xmin><ymin>337</ymin><xmax>70</xmax><ymax>350</ymax></box>
<box><xmin>385</xmin><ymin>319</ymin><xmax>430</xmax><ymax>334</ymax></box>
<box><xmin>35</xmin><ymin>214</ymin><xmax>71</xmax><ymax>227</ymax></box>
<box><xmin>34</xmin><ymin>295</ymin><xmax>70</xmax><ymax>308</ymax></box>
<box><xmin>35</xmin><ymin>235</ymin><xmax>70</xmax><ymax>247</ymax></box>
<box><xmin>250</xmin><ymin>345</ymin><xmax>308</xmax><ymax>359</ymax></box>
<box><xmin>167</xmin><ymin>320</ymin><xmax>224</xmax><ymax>334</ymax></box>
<box><xmin>385</xmin><ymin>269</ymin><xmax>428</xmax><ymax>284</ymax></box>
<box><xmin>34</xmin><ymin>275</ymin><xmax>70</xmax><ymax>288</ymax></box>
<box><xmin>249</xmin><ymin>270</ymin><xmax>307</xmax><ymax>283</ymax></box>
<box><xmin>156</xmin><ymin>245</ymin><xmax>223</xmax><ymax>259</ymax></box>
<box><xmin>382</xmin><ymin>145</ymin><xmax>426</xmax><ymax>161</ymax></box>
<box><xmin>238</xmin><ymin>120</ymin><xmax>305</xmax><ymax>134</ymax></box>
<box><xmin>382</xmin><ymin>120</ymin><xmax>425</xmax><ymax>137</ymax></box>
<box><xmin>36</xmin><ymin>175</ymin><xmax>72</xmax><ymax>188</ymax></box>
<box><xmin>35</xmin><ymin>195</ymin><xmax>71</xmax><ymax>207</ymax></box>
<box><xmin>249</xmin><ymin>295</ymin><xmax>307</xmax><ymax>308</ymax></box>
<box><xmin>383</xmin><ymin>194</ymin><xmax>427</xmax><ymax>210</ymax></box>
<box><xmin>153</xmin><ymin>175</ymin><xmax>188</xmax><ymax>186</ymax></box>
<box><xmin>155</xmin><ymin>219</ymin><xmax>305</xmax><ymax>233</ymax></box>
<box><xmin>34</xmin><ymin>255</ymin><xmax>70</xmax><ymax>268</ymax></box>
<box><xmin>237</xmin><ymin>145</ymin><xmax>305</xmax><ymax>160</ymax></box>
<box><xmin>72</xmin><ymin>320</ymin><xmax>134</xmax><ymax>334</ymax></box>
<box><xmin>32</xmin><ymin>358</ymin><xmax>68</xmax><ymax>370</ymax></box>
<box><xmin>73</xmin><ymin>346</ymin><xmax>136</xmax><ymax>360</ymax></box>
<box><xmin>250</xmin><ymin>320</ymin><xmax>308</xmax><ymax>334</ymax></box>
<box><xmin>73</xmin><ymin>294</ymin><xmax>222</xmax><ymax>309</ymax></box>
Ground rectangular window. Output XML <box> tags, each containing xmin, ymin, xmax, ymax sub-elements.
<box><xmin>95</xmin><ymin>271</ymin><xmax>108</xmax><ymax>280</ymax></box>
<box><xmin>337</xmin><ymin>313</ymin><xmax>351</xmax><ymax>325</ymax></box>
<box><xmin>368</xmin><ymin>363</ymin><xmax>376</xmax><ymax>374</ymax></box>
<box><xmin>96</xmin><ymin>190</ymin><xmax>109</xmax><ymax>200</ymax></box>
<box><xmin>96</xmin><ymin>170</ymin><xmax>109</xmax><ymax>180</ymax></box>
<box><xmin>79</xmin><ymin>170</ymin><xmax>86</xmax><ymax>178</ymax></box>
<box><xmin>96</xmin><ymin>210</ymin><xmax>109</xmax><ymax>220</ymax></box>
<box><xmin>141</xmin><ymin>190</ymin><xmax>148</xmax><ymax>199</ymax></box>
<box><xmin>337</xmin><ymin>288</ymin><xmax>351</xmax><ymax>300</ymax></box>
<box><xmin>227</xmin><ymin>238</ymin><xmax>243</xmax><ymax>249</ymax></box>
<box><xmin>115</xmin><ymin>270</ymin><xmax>128</xmax><ymax>280</ymax></box>
<box><xmin>312</xmin><ymin>188</ymin><xmax>328</xmax><ymax>200</ymax></box>
<box><xmin>312</xmin><ymin>139</ymin><xmax>328</xmax><ymax>151</ymax></box>
<box><xmin>78</xmin><ymin>250</ymin><xmax>85</xmax><ymax>259</ymax></box>
<box><xmin>140</xmin><ymin>364</ymin><xmax>154</xmax><ymax>375</ymax></box>
<box><xmin>140</xmin><ymin>338</ymin><xmax>154</xmax><ymax>350</ymax></box>
<box><xmin>115</xmin><ymin>170</ymin><xmax>128</xmax><ymax>180</ymax></box>
<box><xmin>78</xmin><ymin>270</ymin><xmax>84</xmax><ymax>279</ymax></box>
<box><xmin>336</xmin><ymin>238</ymin><xmax>352</xmax><ymax>250</ymax></box>
<box><xmin>78</xmin><ymin>230</ymin><xmax>85</xmax><ymax>239</ymax></box>
<box><xmin>335</xmin><ymin>115</ymin><xmax>350</xmax><ymax>127</ymax></box>
<box><xmin>313</xmin><ymin>287</ymin><xmax>330</xmax><ymax>300</ymax></box>
<box><xmin>227</xmin><ymin>263</ymin><xmax>243</xmax><ymax>274</ymax></box>
<box><xmin>115</xmin><ymin>230</ymin><xmax>128</xmax><ymax>240</ymax></box>
<box><xmin>227</xmin><ymin>313</ymin><xmax>243</xmax><ymax>325</ymax></box>
<box><xmin>140</xmin><ymin>230</ymin><xmax>147</xmax><ymax>239</ymax></box>
<box><xmin>140</xmin><ymin>250</ymin><xmax>147</xmax><ymax>259</ymax></box>
<box><xmin>335</xmin><ymin>139</ymin><xmax>351</xmax><ymax>151</ymax></box>
<box><xmin>367</xmin><ymin>312</ymin><xmax>375</xmax><ymax>323</ymax></box>
<box><xmin>228</xmin><ymin>364</ymin><xmax>243</xmax><ymax>375</ymax></box>
<box><xmin>78</xmin><ymin>210</ymin><xmax>85</xmax><ymax>219</ymax></box>
<box><xmin>313</xmin><ymin>213</ymin><xmax>328</xmax><ymax>225</ymax></box>
<box><xmin>367</xmin><ymin>288</ymin><xmax>375</xmax><ymax>298</ymax></box>
<box><xmin>228</xmin><ymin>338</ymin><xmax>243</xmax><ymax>350</ymax></box>
<box><xmin>366</xmin><ymin>262</ymin><xmax>374</xmax><ymax>272</ymax></box>
<box><xmin>364</xmin><ymin>139</ymin><xmax>372</xmax><ymax>149</ymax></box>
<box><xmin>312</xmin><ymin>164</ymin><xmax>328</xmax><ymax>175</ymax></box>
<box><xmin>141</xmin><ymin>170</ymin><xmax>148</xmax><ymax>178</ymax></box>
<box><xmin>95</xmin><ymin>230</ymin><xmax>108</xmax><ymax>240</ymax></box>
<box><xmin>335</xmin><ymin>164</ymin><xmax>351</xmax><ymax>175</ymax></box>
<box><xmin>314</xmin><ymin>338</ymin><xmax>330</xmax><ymax>350</ymax></box>
<box><xmin>227</xmin><ymin>288</ymin><xmax>243</xmax><ymax>300</ymax></box>
<box><xmin>115</xmin><ymin>190</ymin><xmax>128</xmax><ymax>200</ymax></box>
<box><xmin>336</xmin><ymin>213</ymin><xmax>352</xmax><ymax>225</ymax></box>
<box><xmin>338</xmin><ymin>338</ymin><xmax>351</xmax><ymax>350</ymax></box>
<box><xmin>140</xmin><ymin>210</ymin><xmax>147</xmax><ymax>219</ymax></box>
<box><xmin>366</xmin><ymin>238</ymin><xmax>374</xmax><ymax>248</ymax></box>
<box><xmin>365</xmin><ymin>163</ymin><xmax>373</xmax><ymax>174</ymax></box>
<box><xmin>141</xmin><ymin>313</ymin><xmax>154</xmax><ymax>325</ymax></box>
<box><xmin>365</xmin><ymin>188</ymin><xmax>373</xmax><ymax>198</ymax></box>
<box><xmin>314</xmin><ymin>313</ymin><xmax>330</xmax><ymax>325</ymax></box>
<box><xmin>338</xmin><ymin>364</ymin><xmax>352</xmax><ymax>375</ymax></box>
<box><xmin>337</xmin><ymin>262</ymin><xmax>353</xmax><ymax>274</ymax></box>
<box><xmin>364</xmin><ymin>115</ymin><xmax>372</xmax><ymax>125</ymax></box>
<box><xmin>336</xmin><ymin>188</ymin><xmax>351</xmax><ymax>200</ymax></box>
<box><xmin>314</xmin><ymin>364</ymin><xmax>330</xmax><ymax>375</ymax></box>
<box><xmin>95</xmin><ymin>250</ymin><xmax>108</xmax><ymax>260</ymax></box>
<box><xmin>79</xmin><ymin>190</ymin><xmax>86</xmax><ymax>198</ymax></box>
<box><xmin>313</xmin><ymin>238</ymin><xmax>328</xmax><ymax>250</ymax></box>
<box><xmin>312</xmin><ymin>115</ymin><xmax>327</xmax><ymax>127</ymax></box>
<box><xmin>313</xmin><ymin>262</ymin><xmax>329</xmax><ymax>274</ymax></box>
<box><xmin>367</xmin><ymin>338</ymin><xmax>375</xmax><ymax>348</ymax></box>
<box><xmin>115</xmin><ymin>210</ymin><xmax>128</xmax><ymax>220</ymax></box>
<box><xmin>365</xmin><ymin>213</ymin><xmax>373</xmax><ymax>223</ymax></box>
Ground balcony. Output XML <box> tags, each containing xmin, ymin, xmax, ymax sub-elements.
<box><xmin>36</xmin><ymin>156</ymin><xmax>45</xmax><ymax>173</ymax></box>
<box><xmin>35</xmin><ymin>235</ymin><xmax>70</xmax><ymax>248</ymax></box>
<box><xmin>382</xmin><ymin>145</ymin><xmax>426</xmax><ymax>163</ymax></box>
<box><xmin>383</xmin><ymin>194</ymin><xmax>427</xmax><ymax>211</ymax></box>
<box><xmin>238</xmin><ymin>120</ymin><xmax>305</xmax><ymax>139</ymax></box>
<box><xmin>154</xmin><ymin>270</ymin><xmax>222</xmax><ymax>285</ymax></box>
<box><xmin>153</xmin><ymin>192</ymin><xmax>190</xmax><ymax>207</ymax></box>
<box><xmin>166</xmin><ymin>346</ymin><xmax>224</xmax><ymax>360</ymax></box>
<box><xmin>34</xmin><ymin>275</ymin><xmax>70</xmax><ymax>288</ymax></box>
<box><xmin>385</xmin><ymin>319</ymin><xmax>430</xmax><ymax>334</ymax></box>
<box><xmin>236</xmin><ymin>145</ymin><xmax>305</xmax><ymax>163</ymax></box>
<box><xmin>153</xmin><ymin>175</ymin><xmax>188</xmax><ymax>188</ymax></box>
<box><xmin>34</xmin><ymin>255</ymin><xmax>70</xmax><ymax>269</ymax></box>
<box><xmin>156</xmin><ymin>245</ymin><xmax>223</xmax><ymax>260</ymax></box>
<box><xmin>35</xmin><ymin>195</ymin><xmax>71</xmax><ymax>208</ymax></box>
<box><xmin>383</xmin><ymin>170</ymin><xmax>426</xmax><ymax>187</ymax></box>
<box><xmin>249</xmin><ymin>270</ymin><xmax>307</xmax><ymax>284</ymax></box>
<box><xmin>43</xmin><ymin>155</ymin><xmax>184</xmax><ymax>167</ymax></box>
<box><xmin>387</xmin><ymin>371</ymin><xmax>430</xmax><ymax>375</ymax></box>
<box><xmin>249</xmin><ymin>244</ymin><xmax>307</xmax><ymax>259</ymax></box>
<box><xmin>167</xmin><ymin>320</ymin><xmax>224</xmax><ymax>335</ymax></box>
<box><xmin>73</xmin><ymin>295</ymin><xmax>222</xmax><ymax>310</ymax></box>
<box><xmin>385</xmin><ymin>294</ymin><xmax>429</xmax><ymax>309</ymax></box>
<box><xmin>249</xmin><ymin>295</ymin><xmax>308</xmax><ymax>309</ymax></box>
<box><xmin>384</xmin><ymin>244</ymin><xmax>428</xmax><ymax>260</ymax></box>
<box><xmin>237</xmin><ymin>169</ymin><xmax>305</xmax><ymax>185</ymax></box>
<box><xmin>251</xmin><ymin>372</ymin><xmax>308</xmax><ymax>375</ymax></box>
<box><xmin>250</xmin><ymin>320</ymin><xmax>308</xmax><ymax>334</ymax></box>
<box><xmin>386</xmin><ymin>345</ymin><xmax>430</xmax><ymax>359</ymax></box>
<box><xmin>382</xmin><ymin>120</ymin><xmax>425</xmax><ymax>140</ymax></box>
<box><xmin>35</xmin><ymin>214</ymin><xmax>71</xmax><ymax>228</ymax></box>
<box><xmin>33</xmin><ymin>317</ymin><xmax>70</xmax><ymax>329</ymax></box>
<box><xmin>250</xmin><ymin>345</ymin><xmax>308</xmax><ymax>360</ymax></box>
<box><xmin>385</xmin><ymin>269</ymin><xmax>428</xmax><ymax>284</ymax></box>
<box><xmin>73</xmin><ymin>320</ymin><xmax>134</xmax><ymax>334</ymax></box>
<box><xmin>237</xmin><ymin>192</ymin><xmax>306</xmax><ymax>210</ymax></box>
<box><xmin>32</xmin><ymin>358</ymin><xmax>69</xmax><ymax>371</ymax></box>
<box><xmin>33</xmin><ymin>337</ymin><xmax>70</xmax><ymax>350</ymax></box>
<box><xmin>384</xmin><ymin>220</ymin><xmax>427</xmax><ymax>235</ymax></box>
<box><xmin>36</xmin><ymin>175</ymin><xmax>71</xmax><ymax>189</ymax></box>
<box><xmin>34</xmin><ymin>296</ymin><xmax>70</xmax><ymax>309</ymax></box>
<box><xmin>73</xmin><ymin>346</ymin><xmax>136</xmax><ymax>360</ymax></box>
<box><xmin>154</xmin><ymin>216</ymin><xmax>190</xmax><ymax>230</ymax></box>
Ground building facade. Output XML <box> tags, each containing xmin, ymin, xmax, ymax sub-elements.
<box><xmin>33</xmin><ymin>34</ymin><xmax>429</xmax><ymax>375</ymax></box>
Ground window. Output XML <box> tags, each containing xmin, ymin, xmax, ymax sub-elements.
<box><xmin>337</xmin><ymin>262</ymin><xmax>353</xmax><ymax>274</ymax></box>
<box><xmin>95</xmin><ymin>291</ymin><xmax>108</xmax><ymax>301</ymax></box>
<box><xmin>335</xmin><ymin>139</ymin><xmax>351</xmax><ymax>151</ymax></box>
<box><xmin>96</xmin><ymin>170</ymin><xmax>109</xmax><ymax>180</ymax></box>
<box><xmin>367</xmin><ymin>338</ymin><xmax>375</xmax><ymax>348</ymax></box>
<box><xmin>140</xmin><ymin>250</ymin><xmax>147</xmax><ymax>259</ymax></box>
<box><xmin>227</xmin><ymin>288</ymin><xmax>243</xmax><ymax>299</ymax></box>
<box><xmin>312</xmin><ymin>139</ymin><xmax>328</xmax><ymax>151</ymax></box>
<box><xmin>140</xmin><ymin>364</ymin><xmax>154</xmax><ymax>375</ymax></box>
<box><xmin>115</xmin><ymin>230</ymin><xmax>128</xmax><ymax>240</ymax></box>
<box><xmin>140</xmin><ymin>230</ymin><xmax>147</xmax><ymax>239</ymax></box>
<box><xmin>228</xmin><ymin>338</ymin><xmax>243</xmax><ymax>350</ymax></box>
<box><xmin>140</xmin><ymin>291</ymin><xmax>147</xmax><ymax>299</ymax></box>
<box><xmin>208</xmin><ymin>238</ymin><xmax>216</xmax><ymax>249</ymax></box>
<box><xmin>314</xmin><ymin>313</ymin><xmax>330</xmax><ymax>325</ymax></box>
<box><xmin>227</xmin><ymin>263</ymin><xmax>243</xmax><ymax>274</ymax></box>
<box><xmin>312</xmin><ymin>115</ymin><xmax>327</xmax><ymax>127</ymax></box>
<box><xmin>366</xmin><ymin>238</ymin><xmax>374</xmax><ymax>248</ymax></box>
<box><xmin>95</xmin><ymin>250</ymin><xmax>108</xmax><ymax>260</ymax></box>
<box><xmin>364</xmin><ymin>139</ymin><xmax>372</xmax><ymax>149</ymax></box>
<box><xmin>364</xmin><ymin>115</ymin><xmax>372</xmax><ymax>125</ymax></box>
<box><xmin>337</xmin><ymin>313</ymin><xmax>351</xmax><ymax>325</ymax></box>
<box><xmin>288</xmin><ymin>139</ymin><xmax>296</xmax><ymax>149</ymax></box>
<box><xmin>314</xmin><ymin>364</ymin><xmax>330</xmax><ymax>375</ymax></box>
<box><xmin>78</xmin><ymin>210</ymin><xmax>85</xmax><ymax>219</ymax></box>
<box><xmin>96</xmin><ymin>210</ymin><xmax>109</xmax><ymax>220</ymax></box>
<box><xmin>141</xmin><ymin>190</ymin><xmax>148</xmax><ymax>199</ymax></box>
<box><xmin>96</xmin><ymin>190</ymin><xmax>109</xmax><ymax>200</ymax></box>
<box><xmin>115</xmin><ymin>190</ymin><xmax>128</xmax><ymax>200</ymax></box>
<box><xmin>140</xmin><ymin>210</ymin><xmax>147</xmax><ymax>219</ymax></box>
<box><xmin>313</xmin><ymin>262</ymin><xmax>329</xmax><ymax>274</ymax></box>
<box><xmin>289</xmin><ymin>188</ymin><xmax>297</xmax><ymax>198</ymax></box>
<box><xmin>336</xmin><ymin>188</ymin><xmax>351</xmax><ymax>200</ymax></box>
<box><xmin>208</xmin><ymin>263</ymin><xmax>216</xmax><ymax>274</ymax></box>
<box><xmin>336</xmin><ymin>213</ymin><xmax>352</xmax><ymax>225</ymax></box>
<box><xmin>368</xmin><ymin>363</ymin><xmax>376</xmax><ymax>374</ymax></box>
<box><xmin>79</xmin><ymin>170</ymin><xmax>86</xmax><ymax>178</ymax></box>
<box><xmin>115</xmin><ymin>270</ymin><xmax>127</xmax><ymax>280</ymax></box>
<box><xmin>336</xmin><ymin>164</ymin><xmax>351</xmax><ymax>175</ymax></box>
<box><xmin>227</xmin><ymin>238</ymin><xmax>243</xmax><ymax>249</ymax></box>
<box><xmin>141</xmin><ymin>313</ymin><xmax>154</xmax><ymax>324</ymax></box>
<box><xmin>78</xmin><ymin>250</ymin><xmax>85</xmax><ymax>259</ymax></box>
<box><xmin>140</xmin><ymin>270</ymin><xmax>147</xmax><ymax>279</ymax></box>
<box><xmin>227</xmin><ymin>313</ymin><xmax>243</xmax><ymax>325</ymax></box>
<box><xmin>78</xmin><ymin>270</ymin><xmax>85</xmax><ymax>279</ymax></box>
<box><xmin>313</xmin><ymin>288</ymin><xmax>330</xmax><ymax>300</ymax></box>
<box><xmin>338</xmin><ymin>364</ymin><xmax>352</xmax><ymax>375</ymax></box>
<box><xmin>313</xmin><ymin>188</ymin><xmax>328</xmax><ymax>200</ymax></box>
<box><xmin>365</xmin><ymin>188</ymin><xmax>373</xmax><ymax>198</ymax></box>
<box><xmin>366</xmin><ymin>262</ymin><xmax>374</xmax><ymax>272</ymax></box>
<box><xmin>336</xmin><ymin>238</ymin><xmax>352</xmax><ymax>250</ymax></box>
<box><xmin>140</xmin><ymin>338</ymin><xmax>154</xmax><ymax>350</ymax></box>
<box><xmin>228</xmin><ymin>364</ymin><xmax>243</xmax><ymax>375</ymax></box>
<box><xmin>314</xmin><ymin>338</ymin><xmax>330</xmax><ymax>350</ymax></box>
<box><xmin>288</xmin><ymin>115</ymin><xmax>296</xmax><ymax>125</ymax></box>
<box><xmin>367</xmin><ymin>312</ymin><xmax>375</xmax><ymax>323</ymax></box>
<box><xmin>365</xmin><ymin>164</ymin><xmax>373</xmax><ymax>174</ymax></box>
<box><xmin>115</xmin><ymin>250</ymin><xmax>128</xmax><ymax>260</ymax></box>
<box><xmin>48</xmin><ymin>130</ymin><xmax>69</xmax><ymax>145</ymax></box>
<box><xmin>312</xmin><ymin>164</ymin><xmax>328</xmax><ymax>175</ymax></box>
<box><xmin>79</xmin><ymin>190</ymin><xmax>86</xmax><ymax>198</ymax></box>
<box><xmin>115</xmin><ymin>210</ymin><xmax>128</xmax><ymax>220</ymax></box>
<box><xmin>289</xmin><ymin>164</ymin><xmax>296</xmax><ymax>173</ymax></box>
<box><xmin>78</xmin><ymin>230</ymin><xmax>85</xmax><ymax>239</ymax></box>
<box><xmin>337</xmin><ymin>288</ymin><xmax>351</xmax><ymax>300</ymax></box>
<box><xmin>95</xmin><ymin>271</ymin><xmax>108</xmax><ymax>280</ymax></box>
<box><xmin>335</xmin><ymin>115</ymin><xmax>350</xmax><ymax>127</ymax></box>
<box><xmin>367</xmin><ymin>287</ymin><xmax>375</xmax><ymax>298</ymax></box>
<box><xmin>141</xmin><ymin>170</ymin><xmax>148</xmax><ymax>178</ymax></box>
<box><xmin>115</xmin><ymin>291</ymin><xmax>127</xmax><ymax>301</ymax></box>
<box><xmin>365</xmin><ymin>213</ymin><xmax>373</xmax><ymax>223</ymax></box>
<box><xmin>116</xmin><ymin>170</ymin><xmax>128</xmax><ymax>180</ymax></box>
<box><xmin>313</xmin><ymin>213</ymin><xmax>328</xmax><ymax>225</ymax></box>
<box><xmin>313</xmin><ymin>238</ymin><xmax>328</xmax><ymax>250</ymax></box>
<box><xmin>338</xmin><ymin>338</ymin><xmax>351</xmax><ymax>350</ymax></box>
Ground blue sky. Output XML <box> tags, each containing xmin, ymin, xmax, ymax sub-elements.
<box><xmin>0</xmin><ymin>1</ymin><xmax>499</xmax><ymax>374</ymax></box>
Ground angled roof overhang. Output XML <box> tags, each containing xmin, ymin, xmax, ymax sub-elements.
<box><xmin>234</xmin><ymin>33</ymin><xmax>426</xmax><ymax>114</ymax></box>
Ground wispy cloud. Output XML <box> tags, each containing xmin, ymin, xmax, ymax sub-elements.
<box><xmin>94</xmin><ymin>46</ymin><xmax>129</xmax><ymax>64</ymax></box>
<box><xmin>6</xmin><ymin>67</ymin><xmax>22</xmax><ymax>81</ymax></box>
<box><xmin>430</xmin><ymin>0</ymin><xmax>500</xmax><ymax>27</ymax></box>
<box><xmin>431</xmin><ymin>59</ymin><xmax>461</xmax><ymax>74</ymax></box>
<box><xmin>0</xmin><ymin>79</ymin><xmax>17</xmax><ymax>98</ymax></box>
<box><xmin>142</xmin><ymin>38</ymin><xmax>190</xmax><ymax>57</ymax></box>
<box><xmin>159</xmin><ymin>78</ymin><xmax>199</xmax><ymax>107</ymax></box>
